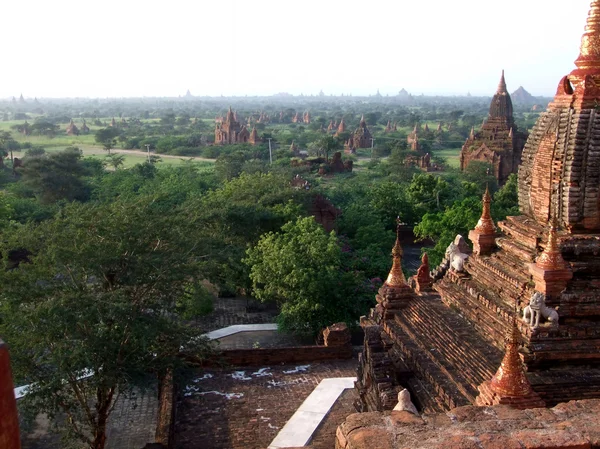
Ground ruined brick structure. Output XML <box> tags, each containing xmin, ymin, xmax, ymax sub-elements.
<box><xmin>353</xmin><ymin>115</ymin><xmax>372</xmax><ymax>148</ymax></box>
<box><xmin>0</xmin><ymin>339</ymin><xmax>20</xmax><ymax>449</ymax></box>
<box><xmin>460</xmin><ymin>71</ymin><xmax>528</xmax><ymax>185</ymax></box>
<box><xmin>65</xmin><ymin>119</ymin><xmax>79</xmax><ymax>136</ymax></box>
<box><xmin>311</xmin><ymin>195</ymin><xmax>340</xmax><ymax>233</ymax></box>
<box><xmin>344</xmin><ymin>137</ymin><xmax>356</xmax><ymax>155</ymax></box>
<box><xmin>81</xmin><ymin>119</ymin><xmax>90</xmax><ymax>134</ymax></box>
<box><xmin>214</xmin><ymin>107</ymin><xmax>250</xmax><ymax>145</ymax></box>
<box><xmin>407</xmin><ymin>124</ymin><xmax>421</xmax><ymax>151</ymax></box>
<box><xmin>336</xmin><ymin>118</ymin><xmax>347</xmax><ymax>136</ymax></box>
<box><xmin>356</xmin><ymin>2</ymin><xmax>600</xmax><ymax>417</ymax></box>
<box><xmin>248</xmin><ymin>126</ymin><xmax>261</xmax><ymax>145</ymax></box>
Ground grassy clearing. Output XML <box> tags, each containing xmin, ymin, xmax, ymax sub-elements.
<box><xmin>435</xmin><ymin>149</ymin><xmax>461</xmax><ymax>169</ymax></box>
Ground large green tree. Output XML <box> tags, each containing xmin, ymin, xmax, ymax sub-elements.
<box><xmin>245</xmin><ymin>217</ymin><xmax>373</xmax><ymax>336</ymax></box>
<box><xmin>94</xmin><ymin>127</ymin><xmax>121</xmax><ymax>154</ymax></box>
<box><xmin>17</xmin><ymin>147</ymin><xmax>91</xmax><ymax>204</ymax></box>
<box><xmin>0</xmin><ymin>196</ymin><xmax>212</xmax><ymax>449</ymax></box>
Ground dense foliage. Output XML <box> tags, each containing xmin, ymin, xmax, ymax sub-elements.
<box><xmin>0</xmin><ymin>95</ymin><xmax>528</xmax><ymax>447</ymax></box>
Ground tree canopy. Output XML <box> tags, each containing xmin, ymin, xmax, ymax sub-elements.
<box><xmin>0</xmin><ymin>195</ymin><xmax>212</xmax><ymax>449</ymax></box>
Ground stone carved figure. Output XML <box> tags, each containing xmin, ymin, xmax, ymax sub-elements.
<box><xmin>446</xmin><ymin>235</ymin><xmax>470</xmax><ymax>272</ymax></box>
<box><xmin>393</xmin><ymin>389</ymin><xmax>418</xmax><ymax>415</ymax></box>
<box><xmin>523</xmin><ymin>291</ymin><xmax>559</xmax><ymax>329</ymax></box>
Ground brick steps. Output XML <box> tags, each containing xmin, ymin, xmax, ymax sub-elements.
<box><xmin>496</xmin><ymin>236</ymin><xmax>536</xmax><ymax>262</ymax></box>
<box><xmin>528</xmin><ymin>368</ymin><xmax>600</xmax><ymax>406</ymax></box>
<box><xmin>384</xmin><ymin>320</ymin><xmax>470</xmax><ymax>411</ymax></box>
<box><xmin>402</xmin><ymin>295</ymin><xmax>500</xmax><ymax>387</ymax></box>
<box><xmin>385</xmin><ymin>294</ymin><xmax>502</xmax><ymax>410</ymax></box>
<box><xmin>435</xmin><ymin>277</ymin><xmax>512</xmax><ymax>348</ymax></box>
<box><xmin>406</xmin><ymin>376</ymin><xmax>447</xmax><ymax>415</ymax></box>
<box><xmin>465</xmin><ymin>255</ymin><xmax>530</xmax><ymax>308</ymax></box>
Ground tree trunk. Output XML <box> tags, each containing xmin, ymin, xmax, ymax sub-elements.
<box><xmin>90</xmin><ymin>388</ymin><xmax>115</xmax><ymax>449</ymax></box>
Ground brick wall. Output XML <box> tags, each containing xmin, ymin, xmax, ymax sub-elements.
<box><xmin>336</xmin><ymin>399</ymin><xmax>600</xmax><ymax>449</ymax></box>
<box><xmin>0</xmin><ymin>339</ymin><xmax>21</xmax><ymax>449</ymax></box>
<box><xmin>215</xmin><ymin>345</ymin><xmax>353</xmax><ymax>366</ymax></box>
<box><xmin>155</xmin><ymin>370</ymin><xmax>176</xmax><ymax>449</ymax></box>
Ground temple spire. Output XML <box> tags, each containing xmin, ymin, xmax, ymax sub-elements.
<box><xmin>497</xmin><ymin>70</ymin><xmax>507</xmax><ymax>93</ymax></box>
<box><xmin>475</xmin><ymin>320</ymin><xmax>545</xmax><ymax>409</ymax></box>
<box><xmin>490</xmin><ymin>321</ymin><xmax>534</xmax><ymax>397</ymax></box>
<box><xmin>385</xmin><ymin>218</ymin><xmax>407</xmax><ymax>287</ymax></box>
<box><xmin>575</xmin><ymin>0</ymin><xmax>600</xmax><ymax>71</ymax></box>
<box><xmin>536</xmin><ymin>217</ymin><xmax>568</xmax><ymax>271</ymax></box>
<box><xmin>474</xmin><ymin>186</ymin><xmax>496</xmax><ymax>236</ymax></box>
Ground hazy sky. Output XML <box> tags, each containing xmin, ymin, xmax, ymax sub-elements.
<box><xmin>1</xmin><ymin>0</ymin><xmax>593</xmax><ymax>98</ymax></box>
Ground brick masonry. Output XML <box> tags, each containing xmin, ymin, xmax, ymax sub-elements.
<box><xmin>175</xmin><ymin>359</ymin><xmax>358</xmax><ymax>449</ymax></box>
<box><xmin>336</xmin><ymin>399</ymin><xmax>600</xmax><ymax>449</ymax></box>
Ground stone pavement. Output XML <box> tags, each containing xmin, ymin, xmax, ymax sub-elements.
<box><xmin>215</xmin><ymin>329</ymin><xmax>307</xmax><ymax>350</ymax></box>
<box><xmin>175</xmin><ymin>359</ymin><xmax>358</xmax><ymax>449</ymax></box>
<box><xmin>20</xmin><ymin>388</ymin><xmax>158</xmax><ymax>449</ymax></box>
<box><xmin>193</xmin><ymin>297</ymin><xmax>279</xmax><ymax>333</ymax></box>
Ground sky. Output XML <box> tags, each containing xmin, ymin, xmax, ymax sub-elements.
<box><xmin>0</xmin><ymin>0</ymin><xmax>593</xmax><ymax>98</ymax></box>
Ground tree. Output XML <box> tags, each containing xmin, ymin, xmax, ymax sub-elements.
<box><xmin>407</xmin><ymin>173</ymin><xmax>450</xmax><ymax>215</ymax></box>
<box><xmin>95</xmin><ymin>128</ymin><xmax>121</xmax><ymax>154</ymax></box>
<box><xmin>312</xmin><ymin>135</ymin><xmax>341</xmax><ymax>162</ymax></box>
<box><xmin>103</xmin><ymin>154</ymin><xmax>125</xmax><ymax>170</ymax></box>
<box><xmin>18</xmin><ymin>147</ymin><xmax>91</xmax><ymax>204</ymax></box>
<box><xmin>0</xmin><ymin>196</ymin><xmax>212</xmax><ymax>449</ymax></box>
<box><xmin>244</xmin><ymin>217</ymin><xmax>372</xmax><ymax>336</ymax></box>
<box><xmin>414</xmin><ymin>196</ymin><xmax>482</xmax><ymax>266</ymax></box>
<box><xmin>0</xmin><ymin>131</ymin><xmax>16</xmax><ymax>166</ymax></box>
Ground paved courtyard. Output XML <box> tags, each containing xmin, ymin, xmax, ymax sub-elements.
<box><xmin>175</xmin><ymin>359</ymin><xmax>358</xmax><ymax>449</ymax></box>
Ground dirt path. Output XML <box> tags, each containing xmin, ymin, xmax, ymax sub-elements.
<box><xmin>111</xmin><ymin>149</ymin><xmax>214</xmax><ymax>163</ymax></box>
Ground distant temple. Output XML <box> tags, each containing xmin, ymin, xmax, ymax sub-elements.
<box><xmin>65</xmin><ymin>119</ymin><xmax>79</xmax><ymax>136</ymax></box>
<box><xmin>460</xmin><ymin>71</ymin><xmax>528</xmax><ymax>185</ymax></box>
<box><xmin>407</xmin><ymin>124</ymin><xmax>421</xmax><ymax>151</ymax></box>
<box><xmin>214</xmin><ymin>107</ymin><xmax>250</xmax><ymax>144</ymax></box>
<box><xmin>248</xmin><ymin>126</ymin><xmax>261</xmax><ymax>145</ymax></box>
<box><xmin>335</xmin><ymin>118</ymin><xmax>346</xmax><ymax>136</ymax></box>
<box><xmin>353</xmin><ymin>115</ymin><xmax>372</xmax><ymax>148</ymax></box>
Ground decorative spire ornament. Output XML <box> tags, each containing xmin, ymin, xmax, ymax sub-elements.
<box><xmin>385</xmin><ymin>217</ymin><xmax>407</xmax><ymax>287</ymax></box>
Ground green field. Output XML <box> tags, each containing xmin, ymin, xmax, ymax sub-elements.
<box><xmin>0</xmin><ymin>120</ymin><xmax>214</xmax><ymax>169</ymax></box>
<box><xmin>435</xmin><ymin>149</ymin><xmax>461</xmax><ymax>169</ymax></box>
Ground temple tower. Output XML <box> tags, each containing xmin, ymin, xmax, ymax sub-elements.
<box><xmin>353</xmin><ymin>115</ymin><xmax>372</xmax><ymax>148</ymax></box>
<box><xmin>461</xmin><ymin>71</ymin><xmax>528</xmax><ymax>185</ymax></box>
<box><xmin>519</xmin><ymin>2</ymin><xmax>600</xmax><ymax>231</ymax></box>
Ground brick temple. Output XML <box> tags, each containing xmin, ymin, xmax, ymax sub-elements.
<box><xmin>352</xmin><ymin>115</ymin><xmax>372</xmax><ymax>149</ymax></box>
<box><xmin>460</xmin><ymin>71</ymin><xmax>528</xmax><ymax>185</ymax></box>
<box><xmin>214</xmin><ymin>107</ymin><xmax>251</xmax><ymax>145</ymax></box>
<box><xmin>356</xmin><ymin>2</ymin><xmax>600</xmax><ymax>414</ymax></box>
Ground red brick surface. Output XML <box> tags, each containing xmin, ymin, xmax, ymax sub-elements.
<box><xmin>175</xmin><ymin>359</ymin><xmax>357</xmax><ymax>449</ymax></box>
<box><xmin>336</xmin><ymin>399</ymin><xmax>600</xmax><ymax>449</ymax></box>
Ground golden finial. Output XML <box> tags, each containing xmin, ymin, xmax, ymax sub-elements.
<box><xmin>536</xmin><ymin>216</ymin><xmax>568</xmax><ymax>270</ymax></box>
<box><xmin>474</xmin><ymin>185</ymin><xmax>496</xmax><ymax>235</ymax></box>
<box><xmin>575</xmin><ymin>1</ymin><xmax>600</xmax><ymax>71</ymax></box>
<box><xmin>385</xmin><ymin>217</ymin><xmax>407</xmax><ymax>287</ymax></box>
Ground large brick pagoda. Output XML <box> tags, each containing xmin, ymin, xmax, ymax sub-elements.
<box><xmin>460</xmin><ymin>71</ymin><xmax>528</xmax><ymax>185</ymax></box>
<box><xmin>214</xmin><ymin>107</ymin><xmax>250</xmax><ymax>145</ymax></box>
<box><xmin>356</xmin><ymin>1</ymin><xmax>600</xmax><ymax>415</ymax></box>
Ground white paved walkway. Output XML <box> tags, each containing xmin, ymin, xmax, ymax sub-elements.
<box><xmin>268</xmin><ymin>377</ymin><xmax>356</xmax><ymax>449</ymax></box>
<box><xmin>203</xmin><ymin>323</ymin><xmax>278</xmax><ymax>340</ymax></box>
